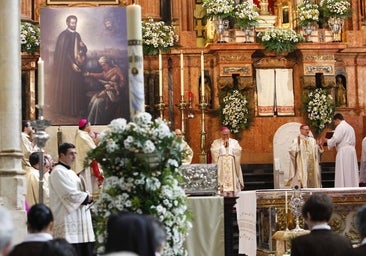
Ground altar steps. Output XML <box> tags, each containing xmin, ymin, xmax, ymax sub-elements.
<box><xmin>241</xmin><ymin>162</ymin><xmax>336</xmax><ymax>191</ymax></box>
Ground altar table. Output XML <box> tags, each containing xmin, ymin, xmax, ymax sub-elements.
<box><xmin>237</xmin><ymin>188</ymin><xmax>366</xmax><ymax>256</ymax></box>
<box><xmin>185</xmin><ymin>196</ymin><xmax>225</xmax><ymax>256</ymax></box>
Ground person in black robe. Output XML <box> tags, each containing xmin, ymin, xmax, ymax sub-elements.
<box><xmin>52</xmin><ymin>15</ymin><xmax>87</xmax><ymax>117</ymax></box>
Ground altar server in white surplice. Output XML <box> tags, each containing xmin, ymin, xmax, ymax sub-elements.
<box><xmin>210</xmin><ymin>126</ymin><xmax>244</xmax><ymax>197</ymax></box>
<box><xmin>49</xmin><ymin>142</ymin><xmax>95</xmax><ymax>256</ymax></box>
<box><xmin>324</xmin><ymin>113</ymin><xmax>359</xmax><ymax>187</ymax></box>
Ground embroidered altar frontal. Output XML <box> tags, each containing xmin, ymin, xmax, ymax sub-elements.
<box><xmin>180</xmin><ymin>164</ymin><xmax>218</xmax><ymax>196</ymax></box>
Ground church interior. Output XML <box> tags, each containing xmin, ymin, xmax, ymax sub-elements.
<box><xmin>4</xmin><ymin>0</ymin><xmax>366</xmax><ymax>255</ymax></box>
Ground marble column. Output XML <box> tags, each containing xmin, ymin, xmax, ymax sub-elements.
<box><xmin>0</xmin><ymin>0</ymin><xmax>27</xmax><ymax>244</ymax></box>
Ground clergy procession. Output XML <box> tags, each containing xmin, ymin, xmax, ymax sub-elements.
<box><xmin>1</xmin><ymin>0</ymin><xmax>366</xmax><ymax>256</ymax></box>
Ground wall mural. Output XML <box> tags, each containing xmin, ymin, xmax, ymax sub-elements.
<box><xmin>40</xmin><ymin>7</ymin><xmax>129</xmax><ymax>125</ymax></box>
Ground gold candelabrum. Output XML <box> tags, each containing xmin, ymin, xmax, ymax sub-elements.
<box><xmin>155</xmin><ymin>96</ymin><xmax>166</xmax><ymax>119</ymax></box>
<box><xmin>31</xmin><ymin>106</ymin><xmax>51</xmax><ymax>204</ymax></box>
<box><xmin>176</xmin><ymin>95</ymin><xmax>187</xmax><ymax>135</ymax></box>
<box><xmin>199</xmin><ymin>95</ymin><xmax>208</xmax><ymax>163</ymax></box>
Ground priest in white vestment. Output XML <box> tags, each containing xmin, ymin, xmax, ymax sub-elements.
<box><xmin>287</xmin><ymin>124</ymin><xmax>324</xmax><ymax>188</ymax></box>
<box><xmin>49</xmin><ymin>143</ymin><xmax>95</xmax><ymax>256</ymax></box>
<box><xmin>26</xmin><ymin>152</ymin><xmax>50</xmax><ymax>207</ymax></box>
<box><xmin>174</xmin><ymin>129</ymin><xmax>193</xmax><ymax>165</ymax></box>
<box><xmin>74</xmin><ymin>119</ymin><xmax>103</xmax><ymax>196</ymax></box>
<box><xmin>210</xmin><ymin>126</ymin><xmax>244</xmax><ymax>196</ymax></box>
<box><xmin>324</xmin><ymin>113</ymin><xmax>359</xmax><ymax>187</ymax></box>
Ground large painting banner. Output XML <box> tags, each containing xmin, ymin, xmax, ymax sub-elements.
<box><xmin>40</xmin><ymin>7</ymin><xmax>129</xmax><ymax>125</ymax></box>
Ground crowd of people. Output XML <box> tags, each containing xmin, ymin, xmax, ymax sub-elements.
<box><xmin>14</xmin><ymin>111</ymin><xmax>366</xmax><ymax>255</ymax></box>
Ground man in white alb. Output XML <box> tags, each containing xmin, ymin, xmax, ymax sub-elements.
<box><xmin>323</xmin><ymin>113</ymin><xmax>359</xmax><ymax>187</ymax></box>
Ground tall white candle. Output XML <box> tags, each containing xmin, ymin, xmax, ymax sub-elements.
<box><xmin>180</xmin><ymin>51</ymin><xmax>184</xmax><ymax>96</ymax></box>
<box><xmin>127</xmin><ymin>4</ymin><xmax>145</xmax><ymax>117</ymax></box>
<box><xmin>159</xmin><ymin>50</ymin><xmax>163</xmax><ymax>97</ymax></box>
<box><xmin>201</xmin><ymin>51</ymin><xmax>205</xmax><ymax>97</ymax></box>
<box><xmin>37</xmin><ymin>57</ymin><xmax>44</xmax><ymax>108</ymax></box>
<box><xmin>285</xmin><ymin>191</ymin><xmax>288</xmax><ymax>214</ymax></box>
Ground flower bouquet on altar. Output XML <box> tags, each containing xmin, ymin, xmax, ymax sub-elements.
<box><xmin>220</xmin><ymin>89</ymin><xmax>250</xmax><ymax>135</ymax></box>
<box><xmin>320</xmin><ymin>0</ymin><xmax>351</xmax><ymax>19</ymax></box>
<box><xmin>142</xmin><ymin>18</ymin><xmax>179</xmax><ymax>56</ymax></box>
<box><xmin>87</xmin><ymin>112</ymin><xmax>192</xmax><ymax>255</ymax></box>
<box><xmin>257</xmin><ymin>27</ymin><xmax>303</xmax><ymax>55</ymax></box>
<box><xmin>297</xmin><ymin>2</ymin><xmax>320</xmax><ymax>42</ymax></box>
<box><xmin>304</xmin><ymin>88</ymin><xmax>335</xmax><ymax>135</ymax></box>
<box><xmin>234</xmin><ymin>1</ymin><xmax>260</xmax><ymax>29</ymax></box>
<box><xmin>297</xmin><ymin>1</ymin><xmax>320</xmax><ymax>26</ymax></box>
<box><xmin>202</xmin><ymin>0</ymin><xmax>235</xmax><ymax>19</ymax></box>
<box><xmin>20</xmin><ymin>22</ymin><xmax>40</xmax><ymax>54</ymax></box>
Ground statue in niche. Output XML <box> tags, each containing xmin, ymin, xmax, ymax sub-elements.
<box><xmin>199</xmin><ymin>72</ymin><xmax>212</xmax><ymax>107</ymax></box>
<box><xmin>335</xmin><ymin>74</ymin><xmax>347</xmax><ymax>107</ymax></box>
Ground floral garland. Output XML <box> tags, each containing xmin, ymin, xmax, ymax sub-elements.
<box><xmin>234</xmin><ymin>1</ymin><xmax>260</xmax><ymax>28</ymax></box>
<box><xmin>142</xmin><ymin>18</ymin><xmax>179</xmax><ymax>56</ymax></box>
<box><xmin>202</xmin><ymin>0</ymin><xmax>235</xmax><ymax>19</ymax></box>
<box><xmin>220</xmin><ymin>89</ymin><xmax>250</xmax><ymax>134</ymax></box>
<box><xmin>87</xmin><ymin>112</ymin><xmax>192</xmax><ymax>255</ymax></box>
<box><xmin>257</xmin><ymin>28</ymin><xmax>303</xmax><ymax>54</ymax></box>
<box><xmin>297</xmin><ymin>2</ymin><xmax>320</xmax><ymax>26</ymax></box>
<box><xmin>320</xmin><ymin>0</ymin><xmax>352</xmax><ymax>18</ymax></box>
<box><xmin>305</xmin><ymin>88</ymin><xmax>335</xmax><ymax>134</ymax></box>
<box><xmin>20</xmin><ymin>22</ymin><xmax>40</xmax><ymax>54</ymax></box>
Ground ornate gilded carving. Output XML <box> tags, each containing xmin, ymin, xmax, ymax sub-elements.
<box><xmin>219</xmin><ymin>55</ymin><xmax>252</xmax><ymax>62</ymax></box>
<box><xmin>303</xmin><ymin>55</ymin><xmax>335</xmax><ymax>61</ymax></box>
<box><xmin>217</xmin><ymin>77</ymin><xmax>234</xmax><ymax>90</ymax></box>
<box><xmin>221</xmin><ymin>65</ymin><xmax>251</xmax><ymax>76</ymax></box>
<box><xmin>237</xmin><ymin>77</ymin><xmax>254</xmax><ymax>90</ymax></box>
<box><xmin>254</xmin><ymin>56</ymin><xmax>297</xmax><ymax>68</ymax></box>
<box><xmin>304</xmin><ymin>64</ymin><xmax>334</xmax><ymax>75</ymax></box>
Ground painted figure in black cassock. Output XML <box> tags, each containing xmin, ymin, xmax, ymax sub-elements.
<box><xmin>53</xmin><ymin>15</ymin><xmax>88</xmax><ymax>117</ymax></box>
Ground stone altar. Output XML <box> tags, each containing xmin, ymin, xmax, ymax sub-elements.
<box><xmin>237</xmin><ymin>188</ymin><xmax>366</xmax><ymax>256</ymax></box>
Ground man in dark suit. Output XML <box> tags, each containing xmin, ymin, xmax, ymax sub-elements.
<box><xmin>341</xmin><ymin>205</ymin><xmax>366</xmax><ymax>255</ymax></box>
<box><xmin>290</xmin><ymin>193</ymin><xmax>352</xmax><ymax>256</ymax></box>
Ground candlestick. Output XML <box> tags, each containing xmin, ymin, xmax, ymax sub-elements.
<box><xmin>180</xmin><ymin>51</ymin><xmax>184</xmax><ymax>96</ymax></box>
<box><xmin>159</xmin><ymin>50</ymin><xmax>163</xmax><ymax>97</ymax></box>
<box><xmin>201</xmin><ymin>51</ymin><xmax>205</xmax><ymax>98</ymax></box>
<box><xmin>37</xmin><ymin>57</ymin><xmax>44</xmax><ymax>108</ymax></box>
<box><xmin>126</xmin><ymin>4</ymin><xmax>145</xmax><ymax>118</ymax></box>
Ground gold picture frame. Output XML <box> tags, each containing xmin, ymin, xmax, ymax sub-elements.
<box><xmin>274</xmin><ymin>0</ymin><xmax>293</xmax><ymax>29</ymax></box>
<box><xmin>47</xmin><ymin>0</ymin><xmax>119</xmax><ymax>5</ymax></box>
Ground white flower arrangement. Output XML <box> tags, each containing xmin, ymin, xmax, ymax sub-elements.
<box><xmin>87</xmin><ymin>112</ymin><xmax>192</xmax><ymax>255</ymax></box>
<box><xmin>202</xmin><ymin>0</ymin><xmax>236</xmax><ymax>19</ymax></box>
<box><xmin>220</xmin><ymin>89</ymin><xmax>250</xmax><ymax>134</ymax></box>
<box><xmin>20</xmin><ymin>22</ymin><xmax>40</xmax><ymax>54</ymax></box>
<box><xmin>257</xmin><ymin>28</ymin><xmax>303</xmax><ymax>54</ymax></box>
<box><xmin>320</xmin><ymin>0</ymin><xmax>352</xmax><ymax>18</ymax></box>
<box><xmin>234</xmin><ymin>1</ymin><xmax>260</xmax><ymax>28</ymax></box>
<box><xmin>305</xmin><ymin>88</ymin><xmax>335</xmax><ymax>134</ymax></box>
<box><xmin>297</xmin><ymin>2</ymin><xmax>320</xmax><ymax>26</ymax></box>
<box><xmin>142</xmin><ymin>18</ymin><xmax>179</xmax><ymax>56</ymax></box>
